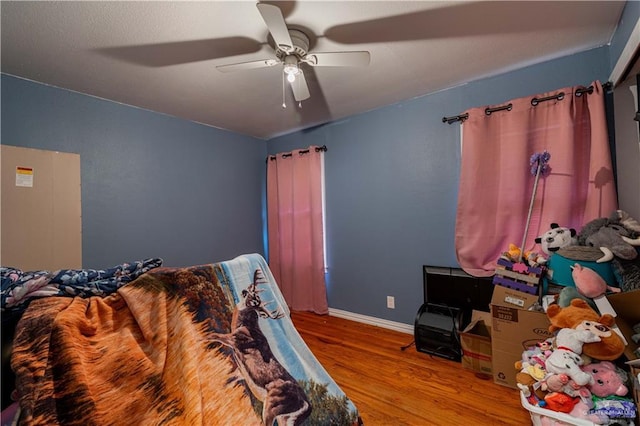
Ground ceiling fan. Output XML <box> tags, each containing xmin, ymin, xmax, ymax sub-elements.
<box><xmin>216</xmin><ymin>2</ymin><xmax>370</xmax><ymax>104</ymax></box>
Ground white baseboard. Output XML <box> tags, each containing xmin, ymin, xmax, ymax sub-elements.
<box><xmin>328</xmin><ymin>308</ymin><xmax>413</xmax><ymax>335</ymax></box>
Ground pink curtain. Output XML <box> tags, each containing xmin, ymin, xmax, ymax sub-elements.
<box><xmin>267</xmin><ymin>146</ymin><xmax>328</xmax><ymax>314</ymax></box>
<box><xmin>455</xmin><ymin>81</ymin><xmax>618</xmax><ymax>277</ymax></box>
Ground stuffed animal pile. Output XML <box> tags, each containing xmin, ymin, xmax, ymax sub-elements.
<box><xmin>500</xmin><ymin>210</ymin><xmax>640</xmax><ymax>424</ymax></box>
<box><xmin>515</xmin><ymin>300</ymin><xmax>636</xmax><ymax>424</ymax></box>
<box><xmin>544</xmin><ymin>210</ymin><xmax>640</xmax><ymax>292</ymax></box>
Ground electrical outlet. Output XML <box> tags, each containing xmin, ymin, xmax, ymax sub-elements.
<box><xmin>386</xmin><ymin>296</ymin><xmax>395</xmax><ymax>309</ymax></box>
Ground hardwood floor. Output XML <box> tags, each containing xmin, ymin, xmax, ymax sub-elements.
<box><xmin>291</xmin><ymin>311</ymin><xmax>532</xmax><ymax>426</ymax></box>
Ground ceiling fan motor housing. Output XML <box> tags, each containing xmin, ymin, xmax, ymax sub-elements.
<box><xmin>276</xmin><ymin>29</ymin><xmax>310</xmax><ymax>59</ymax></box>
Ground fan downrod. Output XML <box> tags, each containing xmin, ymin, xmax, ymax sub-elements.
<box><xmin>275</xmin><ymin>29</ymin><xmax>310</xmax><ymax>60</ymax></box>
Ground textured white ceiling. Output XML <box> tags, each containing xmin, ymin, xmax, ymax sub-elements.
<box><xmin>1</xmin><ymin>1</ymin><xmax>627</xmax><ymax>139</ymax></box>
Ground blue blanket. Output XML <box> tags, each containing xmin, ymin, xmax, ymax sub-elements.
<box><xmin>1</xmin><ymin>258</ymin><xmax>163</xmax><ymax>314</ymax></box>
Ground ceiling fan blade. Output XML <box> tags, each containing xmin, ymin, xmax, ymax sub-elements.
<box><xmin>256</xmin><ymin>2</ymin><xmax>293</xmax><ymax>53</ymax></box>
<box><xmin>304</xmin><ymin>51</ymin><xmax>370</xmax><ymax>67</ymax></box>
<box><xmin>290</xmin><ymin>71</ymin><xmax>311</xmax><ymax>102</ymax></box>
<box><xmin>216</xmin><ymin>58</ymin><xmax>280</xmax><ymax>73</ymax></box>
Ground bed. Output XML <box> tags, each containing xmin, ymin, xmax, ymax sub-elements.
<box><xmin>1</xmin><ymin>253</ymin><xmax>361</xmax><ymax>425</ymax></box>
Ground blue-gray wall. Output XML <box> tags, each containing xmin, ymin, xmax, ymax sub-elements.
<box><xmin>267</xmin><ymin>46</ymin><xmax>612</xmax><ymax>324</ymax></box>
<box><xmin>1</xmin><ymin>76</ymin><xmax>266</xmax><ymax>268</ymax></box>
<box><xmin>2</xmin><ymin>1</ymin><xmax>638</xmax><ymax>325</ymax></box>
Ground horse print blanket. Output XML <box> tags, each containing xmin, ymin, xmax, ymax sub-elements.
<box><xmin>8</xmin><ymin>254</ymin><xmax>360</xmax><ymax>425</ymax></box>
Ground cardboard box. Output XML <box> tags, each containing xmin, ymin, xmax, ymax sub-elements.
<box><xmin>1</xmin><ymin>145</ymin><xmax>82</xmax><ymax>270</ymax></box>
<box><xmin>490</xmin><ymin>285</ymin><xmax>553</xmax><ymax>389</ymax></box>
<box><xmin>605</xmin><ymin>289</ymin><xmax>640</xmax><ymax>361</ymax></box>
<box><xmin>605</xmin><ymin>289</ymin><xmax>640</xmax><ymax>416</ymax></box>
<box><xmin>460</xmin><ymin>310</ymin><xmax>492</xmax><ymax>375</ymax></box>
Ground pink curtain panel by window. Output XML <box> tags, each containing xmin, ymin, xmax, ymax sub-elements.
<box><xmin>267</xmin><ymin>146</ymin><xmax>328</xmax><ymax>314</ymax></box>
<box><xmin>455</xmin><ymin>81</ymin><xmax>618</xmax><ymax>277</ymax></box>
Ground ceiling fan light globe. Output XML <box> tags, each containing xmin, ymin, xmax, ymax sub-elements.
<box><xmin>287</xmin><ymin>73</ymin><xmax>296</xmax><ymax>83</ymax></box>
<box><xmin>283</xmin><ymin>63</ymin><xmax>297</xmax><ymax>74</ymax></box>
<box><xmin>283</xmin><ymin>54</ymin><xmax>300</xmax><ymax>71</ymax></box>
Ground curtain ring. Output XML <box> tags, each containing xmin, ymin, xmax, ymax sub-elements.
<box><xmin>485</xmin><ymin>103</ymin><xmax>512</xmax><ymax>116</ymax></box>
<box><xmin>532</xmin><ymin>92</ymin><xmax>564</xmax><ymax>106</ymax></box>
<box><xmin>575</xmin><ymin>86</ymin><xmax>594</xmax><ymax>97</ymax></box>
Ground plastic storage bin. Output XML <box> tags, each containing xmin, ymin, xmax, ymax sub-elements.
<box><xmin>520</xmin><ymin>392</ymin><xmax>636</xmax><ymax>426</ymax></box>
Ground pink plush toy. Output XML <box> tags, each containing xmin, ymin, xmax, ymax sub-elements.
<box><xmin>542</xmin><ymin>373</ymin><xmax>569</xmax><ymax>393</ymax></box>
<box><xmin>542</xmin><ymin>373</ymin><xmax>591</xmax><ymax>400</ymax></box>
<box><xmin>571</xmin><ymin>263</ymin><xmax>621</xmax><ymax>298</ymax></box>
<box><xmin>581</xmin><ymin>361</ymin><xmax>629</xmax><ymax>397</ymax></box>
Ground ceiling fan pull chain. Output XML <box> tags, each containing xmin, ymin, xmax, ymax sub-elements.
<box><xmin>282</xmin><ymin>70</ymin><xmax>287</xmax><ymax>109</ymax></box>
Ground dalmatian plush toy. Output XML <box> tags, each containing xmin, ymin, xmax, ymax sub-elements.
<box><xmin>545</xmin><ymin>327</ymin><xmax>600</xmax><ymax>386</ymax></box>
<box><xmin>535</xmin><ymin>223</ymin><xmax>578</xmax><ymax>256</ymax></box>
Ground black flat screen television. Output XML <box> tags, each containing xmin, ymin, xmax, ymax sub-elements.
<box><xmin>422</xmin><ymin>265</ymin><xmax>494</xmax><ymax>328</ymax></box>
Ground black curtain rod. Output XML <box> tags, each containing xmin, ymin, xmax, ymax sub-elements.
<box><xmin>442</xmin><ymin>82</ymin><xmax>613</xmax><ymax>124</ymax></box>
<box><xmin>485</xmin><ymin>103</ymin><xmax>513</xmax><ymax>115</ymax></box>
<box><xmin>267</xmin><ymin>145</ymin><xmax>327</xmax><ymax>162</ymax></box>
<box><xmin>442</xmin><ymin>113</ymin><xmax>469</xmax><ymax>124</ymax></box>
